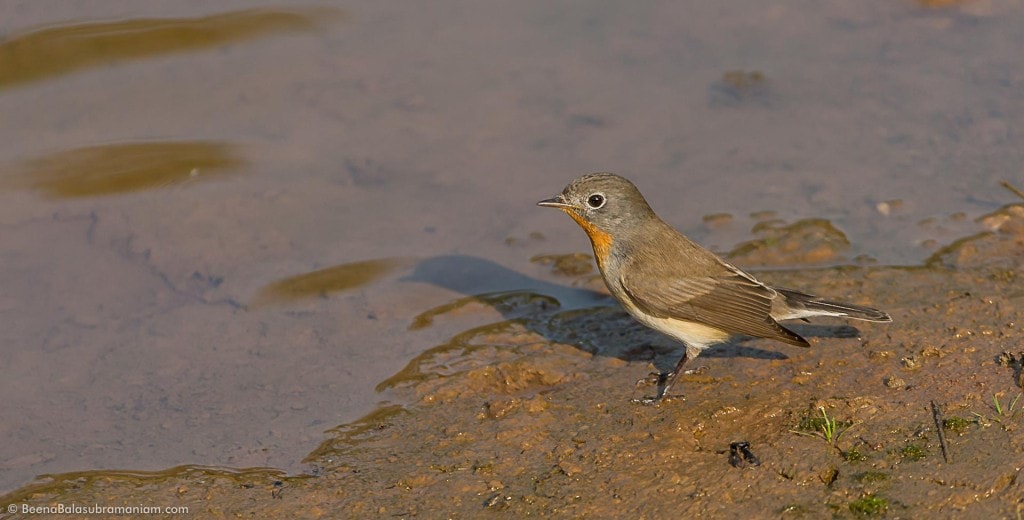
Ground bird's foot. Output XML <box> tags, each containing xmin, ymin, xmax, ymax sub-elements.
<box><xmin>630</xmin><ymin>390</ymin><xmax>684</xmax><ymax>406</ymax></box>
<box><xmin>631</xmin><ymin>396</ymin><xmax>658</xmax><ymax>406</ymax></box>
<box><xmin>683</xmin><ymin>365</ymin><xmax>710</xmax><ymax>375</ymax></box>
<box><xmin>634</xmin><ymin>371</ymin><xmax>667</xmax><ymax>388</ymax></box>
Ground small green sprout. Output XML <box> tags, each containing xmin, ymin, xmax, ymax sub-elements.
<box><xmin>791</xmin><ymin>407</ymin><xmax>855</xmax><ymax>447</ymax></box>
<box><xmin>849</xmin><ymin>494</ymin><xmax>888</xmax><ymax>516</ymax></box>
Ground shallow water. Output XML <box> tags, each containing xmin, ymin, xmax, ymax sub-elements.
<box><xmin>1</xmin><ymin>0</ymin><xmax>1022</xmax><ymax>495</ymax></box>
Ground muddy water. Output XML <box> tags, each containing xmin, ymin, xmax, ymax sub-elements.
<box><xmin>0</xmin><ymin>0</ymin><xmax>1023</xmax><ymax>511</ymax></box>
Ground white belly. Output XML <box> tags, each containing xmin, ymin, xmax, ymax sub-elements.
<box><xmin>618</xmin><ymin>297</ymin><xmax>731</xmax><ymax>350</ymax></box>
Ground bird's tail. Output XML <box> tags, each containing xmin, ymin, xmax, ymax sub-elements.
<box><xmin>773</xmin><ymin>287</ymin><xmax>892</xmax><ymax>322</ymax></box>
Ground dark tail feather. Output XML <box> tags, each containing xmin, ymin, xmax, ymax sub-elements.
<box><xmin>775</xmin><ymin>288</ymin><xmax>892</xmax><ymax>322</ymax></box>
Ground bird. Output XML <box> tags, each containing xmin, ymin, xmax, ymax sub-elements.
<box><xmin>537</xmin><ymin>172</ymin><xmax>891</xmax><ymax>403</ymax></box>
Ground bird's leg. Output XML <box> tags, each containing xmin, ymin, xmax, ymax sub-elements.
<box><xmin>658</xmin><ymin>350</ymin><xmax>693</xmax><ymax>400</ymax></box>
<box><xmin>632</xmin><ymin>350</ymin><xmax>691</xmax><ymax>405</ymax></box>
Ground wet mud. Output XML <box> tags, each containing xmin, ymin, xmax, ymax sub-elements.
<box><xmin>4</xmin><ymin>203</ymin><xmax>1023</xmax><ymax>519</ymax></box>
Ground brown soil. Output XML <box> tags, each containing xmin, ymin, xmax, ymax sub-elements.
<box><xmin>3</xmin><ymin>205</ymin><xmax>1023</xmax><ymax>518</ymax></box>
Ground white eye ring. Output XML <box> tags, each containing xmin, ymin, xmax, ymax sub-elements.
<box><xmin>586</xmin><ymin>192</ymin><xmax>606</xmax><ymax>209</ymax></box>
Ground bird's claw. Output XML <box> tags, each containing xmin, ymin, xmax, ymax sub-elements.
<box><xmin>630</xmin><ymin>393</ymin><xmax>683</xmax><ymax>406</ymax></box>
<box><xmin>631</xmin><ymin>396</ymin><xmax>660</xmax><ymax>406</ymax></box>
<box><xmin>634</xmin><ymin>371</ymin><xmax>666</xmax><ymax>388</ymax></box>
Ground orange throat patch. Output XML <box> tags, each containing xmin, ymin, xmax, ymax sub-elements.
<box><xmin>563</xmin><ymin>209</ymin><xmax>613</xmax><ymax>269</ymax></box>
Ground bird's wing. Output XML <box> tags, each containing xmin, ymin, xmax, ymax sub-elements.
<box><xmin>620</xmin><ymin>262</ymin><xmax>809</xmax><ymax>347</ymax></box>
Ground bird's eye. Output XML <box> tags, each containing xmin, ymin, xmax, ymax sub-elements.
<box><xmin>587</xmin><ymin>193</ymin><xmax>606</xmax><ymax>209</ymax></box>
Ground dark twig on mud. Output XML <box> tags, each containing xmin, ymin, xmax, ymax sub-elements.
<box><xmin>931</xmin><ymin>400</ymin><xmax>952</xmax><ymax>464</ymax></box>
<box><xmin>1000</xmin><ymin>180</ymin><xmax>1024</xmax><ymax>202</ymax></box>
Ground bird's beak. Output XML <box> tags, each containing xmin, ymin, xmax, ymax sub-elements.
<box><xmin>537</xmin><ymin>195</ymin><xmax>572</xmax><ymax>209</ymax></box>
